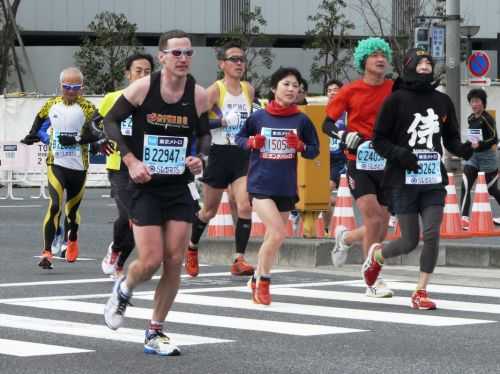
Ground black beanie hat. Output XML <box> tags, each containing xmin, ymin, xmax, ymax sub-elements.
<box><xmin>467</xmin><ymin>88</ymin><xmax>487</xmax><ymax>107</ymax></box>
<box><xmin>402</xmin><ymin>48</ymin><xmax>434</xmax><ymax>83</ymax></box>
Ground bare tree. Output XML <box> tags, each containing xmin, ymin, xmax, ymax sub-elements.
<box><xmin>305</xmin><ymin>0</ymin><xmax>355</xmax><ymax>89</ymax></box>
<box><xmin>0</xmin><ymin>0</ymin><xmax>21</xmax><ymax>93</ymax></box>
<box><xmin>351</xmin><ymin>0</ymin><xmax>430</xmax><ymax>76</ymax></box>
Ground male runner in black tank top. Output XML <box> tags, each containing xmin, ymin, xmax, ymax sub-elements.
<box><xmin>103</xmin><ymin>30</ymin><xmax>211</xmax><ymax>356</ymax></box>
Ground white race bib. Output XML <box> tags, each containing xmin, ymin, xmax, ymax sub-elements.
<box><xmin>51</xmin><ymin>129</ymin><xmax>81</xmax><ymax>158</ymax></box>
<box><xmin>467</xmin><ymin>128</ymin><xmax>483</xmax><ymax>143</ymax></box>
<box><xmin>405</xmin><ymin>150</ymin><xmax>442</xmax><ymax>185</ymax></box>
<box><xmin>260</xmin><ymin>127</ymin><xmax>295</xmax><ymax>160</ymax></box>
<box><xmin>356</xmin><ymin>141</ymin><xmax>386</xmax><ymax>171</ymax></box>
<box><xmin>143</xmin><ymin>134</ymin><xmax>187</xmax><ymax>175</ymax></box>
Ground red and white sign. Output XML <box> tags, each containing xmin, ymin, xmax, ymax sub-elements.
<box><xmin>467</xmin><ymin>51</ymin><xmax>491</xmax><ymax>78</ymax></box>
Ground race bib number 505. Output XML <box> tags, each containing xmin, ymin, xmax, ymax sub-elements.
<box><xmin>143</xmin><ymin>134</ymin><xmax>187</xmax><ymax>175</ymax></box>
<box><xmin>260</xmin><ymin>127</ymin><xmax>295</xmax><ymax>160</ymax></box>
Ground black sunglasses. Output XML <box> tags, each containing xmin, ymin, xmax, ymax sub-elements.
<box><xmin>224</xmin><ymin>56</ymin><xmax>246</xmax><ymax>64</ymax></box>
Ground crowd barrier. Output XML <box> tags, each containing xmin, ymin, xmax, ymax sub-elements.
<box><xmin>0</xmin><ymin>141</ymin><xmax>109</xmax><ymax>200</ymax></box>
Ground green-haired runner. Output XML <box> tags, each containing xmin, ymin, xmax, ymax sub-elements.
<box><xmin>325</xmin><ymin>37</ymin><xmax>394</xmax><ymax>298</ymax></box>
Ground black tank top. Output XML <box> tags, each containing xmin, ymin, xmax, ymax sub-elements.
<box><xmin>126</xmin><ymin>71</ymin><xmax>199</xmax><ymax>188</ymax></box>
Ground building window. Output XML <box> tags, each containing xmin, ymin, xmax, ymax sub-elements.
<box><xmin>221</xmin><ymin>0</ymin><xmax>250</xmax><ymax>33</ymax></box>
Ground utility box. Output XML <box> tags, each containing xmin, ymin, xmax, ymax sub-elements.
<box><xmin>296</xmin><ymin>104</ymin><xmax>330</xmax><ymax>212</ymax></box>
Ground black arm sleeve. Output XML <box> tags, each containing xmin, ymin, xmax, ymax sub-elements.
<box><xmin>79</xmin><ymin>110</ymin><xmax>105</xmax><ymax>144</ymax></box>
<box><xmin>195</xmin><ymin>112</ymin><xmax>211</xmax><ymax>157</ymax></box>
<box><xmin>103</xmin><ymin>95</ymin><xmax>136</xmax><ymax>156</ymax></box>
<box><xmin>321</xmin><ymin>117</ymin><xmax>342</xmax><ymax>139</ymax></box>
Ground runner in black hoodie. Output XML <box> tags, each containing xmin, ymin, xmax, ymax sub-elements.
<box><xmin>362</xmin><ymin>48</ymin><xmax>473</xmax><ymax>310</ymax></box>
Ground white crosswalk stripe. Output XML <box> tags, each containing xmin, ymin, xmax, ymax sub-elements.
<box><xmin>0</xmin><ymin>274</ymin><xmax>498</xmax><ymax>357</ymax></box>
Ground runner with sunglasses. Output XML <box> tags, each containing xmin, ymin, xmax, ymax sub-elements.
<box><xmin>185</xmin><ymin>41</ymin><xmax>255</xmax><ymax>277</ymax></box>
<box><xmin>103</xmin><ymin>30</ymin><xmax>211</xmax><ymax>356</ymax></box>
<box><xmin>21</xmin><ymin>67</ymin><xmax>102</xmax><ymax>269</ymax></box>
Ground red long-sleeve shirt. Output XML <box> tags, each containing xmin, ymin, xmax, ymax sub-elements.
<box><xmin>326</xmin><ymin>79</ymin><xmax>393</xmax><ymax>159</ymax></box>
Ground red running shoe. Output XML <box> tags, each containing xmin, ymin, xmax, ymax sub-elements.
<box><xmin>184</xmin><ymin>246</ymin><xmax>199</xmax><ymax>277</ymax></box>
<box><xmin>361</xmin><ymin>243</ymin><xmax>383</xmax><ymax>287</ymax></box>
<box><xmin>231</xmin><ymin>255</ymin><xmax>255</xmax><ymax>276</ymax></box>
<box><xmin>255</xmin><ymin>278</ymin><xmax>271</xmax><ymax>305</ymax></box>
<box><xmin>38</xmin><ymin>250</ymin><xmax>53</xmax><ymax>269</ymax></box>
<box><xmin>65</xmin><ymin>240</ymin><xmax>79</xmax><ymax>263</ymax></box>
<box><xmin>411</xmin><ymin>289</ymin><xmax>437</xmax><ymax>310</ymax></box>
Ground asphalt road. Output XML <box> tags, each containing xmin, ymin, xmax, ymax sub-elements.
<box><xmin>1</xmin><ymin>189</ymin><xmax>500</xmax><ymax>374</ymax></box>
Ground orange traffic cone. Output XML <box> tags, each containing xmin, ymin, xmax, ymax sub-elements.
<box><xmin>441</xmin><ymin>173</ymin><xmax>470</xmax><ymax>238</ymax></box>
<box><xmin>208</xmin><ymin>190</ymin><xmax>235</xmax><ymax>237</ymax></box>
<box><xmin>250</xmin><ymin>210</ymin><xmax>265</xmax><ymax>236</ymax></box>
<box><xmin>329</xmin><ymin>174</ymin><xmax>356</xmax><ymax>233</ymax></box>
<box><xmin>469</xmin><ymin>172</ymin><xmax>500</xmax><ymax>236</ymax></box>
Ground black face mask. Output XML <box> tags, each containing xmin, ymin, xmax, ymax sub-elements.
<box><xmin>401</xmin><ymin>48</ymin><xmax>435</xmax><ymax>90</ymax></box>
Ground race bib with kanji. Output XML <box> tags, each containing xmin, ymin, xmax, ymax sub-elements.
<box><xmin>51</xmin><ymin>129</ymin><xmax>81</xmax><ymax>158</ymax></box>
<box><xmin>467</xmin><ymin>128</ymin><xmax>483</xmax><ymax>143</ymax></box>
<box><xmin>356</xmin><ymin>141</ymin><xmax>386</xmax><ymax>171</ymax></box>
<box><xmin>260</xmin><ymin>127</ymin><xmax>295</xmax><ymax>160</ymax></box>
<box><xmin>405</xmin><ymin>150</ymin><xmax>442</xmax><ymax>185</ymax></box>
<box><xmin>143</xmin><ymin>134</ymin><xmax>187</xmax><ymax>175</ymax></box>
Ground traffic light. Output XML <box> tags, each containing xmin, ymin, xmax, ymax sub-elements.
<box><xmin>414</xmin><ymin>27</ymin><xmax>430</xmax><ymax>51</ymax></box>
<box><xmin>460</xmin><ymin>38</ymin><xmax>469</xmax><ymax>61</ymax></box>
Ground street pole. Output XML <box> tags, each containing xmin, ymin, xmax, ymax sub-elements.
<box><xmin>445</xmin><ymin>0</ymin><xmax>461</xmax><ymax>122</ymax></box>
<box><xmin>445</xmin><ymin>0</ymin><xmax>461</xmax><ymax>170</ymax></box>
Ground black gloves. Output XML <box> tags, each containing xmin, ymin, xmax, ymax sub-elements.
<box><xmin>58</xmin><ymin>135</ymin><xmax>79</xmax><ymax>146</ymax></box>
<box><xmin>20</xmin><ymin>134</ymin><xmax>40</xmax><ymax>145</ymax></box>
<box><xmin>394</xmin><ymin>147</ymin><xmax>419</xmax><ymax>172</ymax></box>
<box><xmin>339</xmin><ymin>131</ymin><xmax>362</xmax><ymax>152</ymax></box>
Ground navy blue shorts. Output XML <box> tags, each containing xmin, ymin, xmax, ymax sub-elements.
<box><xmin>250</xmin><ymin>194</ymin><xmax>298</xmax><ymax>213</ymax></box>
<box><xmin>330</xmin><ymin>157</ymin><xmax>347</xmax><ymax>186</ymax></box>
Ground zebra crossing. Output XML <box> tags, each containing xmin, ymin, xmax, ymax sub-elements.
<box><xmin>0</xmin><ymin>269</ymin><xmax>498</xmax><ymax>358</ymax></box>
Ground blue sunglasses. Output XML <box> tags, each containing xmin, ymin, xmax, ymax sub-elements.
<box><xmin>62</xmin><ymin>83</ymin><xmax>82</xmax><ymax>91</ymax></box>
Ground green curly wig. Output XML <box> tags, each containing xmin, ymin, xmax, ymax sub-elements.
<box><xmin>353</xmin><ymin>37</ymin><xmax>392</xmax><ymax>72</ymax></box>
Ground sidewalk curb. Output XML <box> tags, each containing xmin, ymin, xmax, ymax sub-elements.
<box><xmin>198</xmin><ymin>238</ymin><xmax>500</xmax><ymax>268</ymax></box>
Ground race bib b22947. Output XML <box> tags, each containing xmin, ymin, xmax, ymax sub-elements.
<box><xmin>143</xmin><ymin>134</ymin><xmax>187</xmax><ymax>175</ymax></box>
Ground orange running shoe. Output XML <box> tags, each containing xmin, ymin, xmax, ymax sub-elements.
<box><xmin>411</xmin><ymin>289</ymin><xmax>436</xmax><ymax>310</ymax></box>
<box><xmin>231</xmin><ymin>255</ymin><xmax>255</xmax><ymax>276</ymax></box>
<box><xmin>184</xmin><ymin>246</ymin><xmax>199</xmax><ymax>277</ymax></box>
<box><xmin>255</xmin><ymin>277</ymin><xmax>271</xmax><ymax>305</ymax></box>
<box><xmin>247</xmin><ymin>276</ymin><xmax>257</xmax><ymax>303</ymax></box>
<box><xmin>65</xmin><ymin>240</ymin><xmax>79</xmax><ymax>263</ymax></box>
<box><xmin>38</xmin><ymin>250</ymin><xmax>53</xmax><ymax>269</ymax></box>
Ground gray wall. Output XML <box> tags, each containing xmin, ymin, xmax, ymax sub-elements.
<box><xmin>16</xmin><ymin>0</ymin><xmax>221</xmax><ymax>33</ymax></box>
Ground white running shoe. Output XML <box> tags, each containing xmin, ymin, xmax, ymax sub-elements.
<box><xmin>104</xmin><ymin>276</ymin><xmax>131</xmax><ymax>330</ymax></box>
<box><xmin>291</xmin><ymin>213</ymin><xmax>300</xmax><ymax>234</ymax></box>
<box><xmin>144</xmin><ymin>330</ymin><xmax>181</xmax><ymax>356</ymax></box>
<box><xmin>331</xmin><ymin>225</ymin><xmax>351</xmax><ymax>267</ymax></box>
<box><xmin>51</xmin><ymin>231</ymin><xmax>64</xmax><ymax>257</ymax></box>
<box><xmin>365</xmin><ymin>277</ymin><xmax>394</xmax><ymax>298</ymax></box>
<box><xmin>101</xmin><ymin>242</ymin><xmax>119</xmax><ymax>275</ymax></box>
